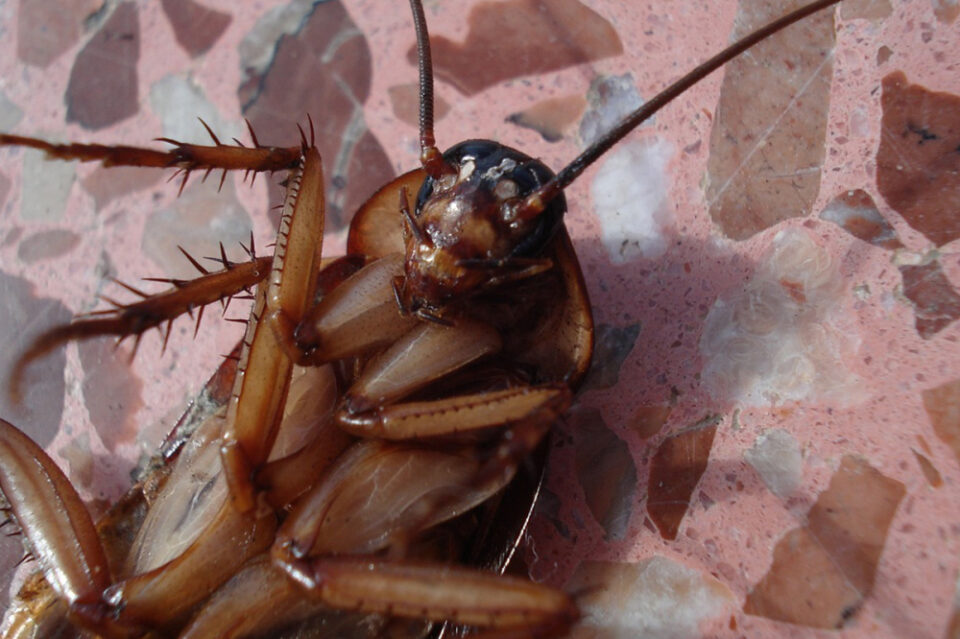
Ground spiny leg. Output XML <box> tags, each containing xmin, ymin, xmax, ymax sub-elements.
<box><xmin>0</xmin><ymin>418</ymin><xmax>133</xmax><ymax>637</ymax></box>
<box><xmin>220</xmin><ymin>146</ymin><xmax>326</xmax><ymax>512</ymax></box>
<box><xmin>5</xmin><ymin>118</ymin><xmax>320</xmax><ymax>401</ymax></box>
<box><xmin>266</xmin><ymin>428</ymin><xmax>574</xmax><ymax>637</ymax></box>
<box><xmin>0</xmin><ymin>117</ymin><xmax>312</xmax><ymax>193</ymax></box>
<box><xmin>9</xmin><ymin>245</ymin><xmax>272</xmax><ymax>402</ymax></box>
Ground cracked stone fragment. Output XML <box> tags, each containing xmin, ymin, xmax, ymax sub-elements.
<box><xmin>571</xmin><ymin>407</ymin><xmax>636</xmax><ymax>541</ymax></box>
<box><xmin>582</xmin><ymin>323</ymin><xmax>641</xmax><ymax>391</ymax></box>
<box><xmin>630</xmin><ymin>404</ymin><xmax>672</xmax><ymax>439</ymax></box>
<box><xmin>58</xmin><ymin>433</ymin><xmax>96</xmax><ymax>495</ymax></box>
<box><xmin>507</xmin><ymin>95</ymin><xmax>587</xmax><ymax>143</ymax></box>
<box><xmin>744</xmin><ymin>455</ymin><xmax>905</xmax><ymax>628</ymax></box>
<box><xmin>820</xmin><ymin>189</ymin><xmax>902</xmax><ymax>249</ymax></box>
<box><xmin>161</xmin><ymin>0</ymin><xmax>231</xmax><ymax>58</ymax></box>
<box><xmin>911</xmin><ymin>449</ymin><xmax>942</xmax><ymax>487</ymax></box>
<box><xmin>240</xmin><ymin>0</ymin><xmax>393</xmax><ymax>230</ymax></box>
<box><xmin>150</xmin><ymin>74</ymin><xmax>237</xmax><ymax>144</ymax></box>
<box><xmin>921</xmin><ymin>378</ymin><xmax>960</xmax><ymax>465</ymax></box>
<box><xmin>706</xmin><ymin>0</ymin><xmax>836</xmax><ymax>240</ymax></box>
<box><xmin>0</xmin><ymin>172</ymin><xmax>10</xmax><ymax>212</ymax></box>
<box><xmin>591</xmin><ymin>139</ymin><xmax>674</xmax><ymax>263</ymax></box>
<box><xmin>877</xmin><ymin>72</ymin><xmax>960</xmax><ymax>246</ymax></box>
<box><xmin>65</xmin><ymin>2</ymin><xmax>140</xmax><ymax>130</ymax></box>
<box><xmin>933</xmin><ymin>0</ymin><xmax>960</xmax><ymax>23</ymax></box>
<box><xmin>21</xmin><ymin>144</ymin><xmax>76</xmax><ymax>223</ymax></box>
<box><xmin>647</xmin><ymin>415</ymin><xmax>719</xmax><ymax>540</ymax></box>
<box><xmin>0</xmin><ymin>272</ymin><xmax>71</xmax><ymax>447</ymax></box>
<box><xmin>238</xmin><ymin>0</ymin><xmax>317</xmax><ymax>77</ymax></box>
<box><xmin>534</xmin><ymin>484</ymin><xmax>571</xmax><ymax>540</ymax></box>
<box><xmin>579</xmin><ymin>75</ymin><xmax>644</xmax><ymax>147</ymax></box>
<box><xmin>414</xmin><ymin>0</ymin><xmax>622</xmax><ymax>96</ymax></box>
<box><xmin>17</xmin><ymin>0</ymin><xmax>103</xmax><ymax>67</ymax></box>
<box><xmin>877</xmin><ymin>45</ymin><xmax>894</xmax><ymax>65</ymax></box>
<box><xmin>81</xmin><ymin>165</ymin><xmax>162</xmax><ymax>211</ymax></box>
<box><xmin>899</xmin><ymin>261</ymin><xmax>960</xmax><ymax>338</ymax></box>
<box><xmin>840</xmin><ymin>0</ymin><xmax>892</xmax><ymax>20</ymax></box>
<box><xmin>0</xmin><ymin>89</ymin><xmax>24</xmax><ymax>131</ymax></box>
<box><xmin>949</xmin><ymin>589</ymin><xmax>960</xmax><ymax>639</ymax></box>
<box><xmin>79</xmin><ymin>338</ymin><xmax>144</xmax><ymax>453</ymax></box>
<box><xmin>700</xmin><ymin>230</ymin><xmax>863</xmax><ymax>405</ymax></box>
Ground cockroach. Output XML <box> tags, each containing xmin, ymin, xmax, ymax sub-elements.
<box><xmin>0</xmin><ymin>0</ymin><xmax>863</xmax><ymax>636</ymax></box>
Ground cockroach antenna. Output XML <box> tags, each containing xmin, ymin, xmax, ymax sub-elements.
<box><xmin>407</xmin><ymin>0</ymin><xmax>843</xmax><ymax>220</ymax></box>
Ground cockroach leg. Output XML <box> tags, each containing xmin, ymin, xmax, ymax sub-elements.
<box><xmin>4</xmin><ymin>121</ymin><xmax>314</xmax><ymax>402</ymax></box>
<box><xmin>336</xmin><ymin>384</ymin><xmax>570</xmax><ymax>442</ymax></box>
<box><xmin>178</xmin><ymin>556</ymin><xmax>332</xmax><ymax>639</ymax></box>
<box><xmin>265</xmin><ymin>435</ymin><xmax>577</xmax><ymax>637</ymax></box>
<box><xmin>221</xmin><ymin>146</ymin><xmax>326</xmax><ymax>512</ymax></box>
<box><xmin>95</xmin><ymin>493</ymin><xmax>277</xmax><ymax>629</ymax></box>
<box><xmin>0</xmin><ymin>132</ymin><xmax>301</xmax><ymax>176</ymax></box>
<box><xmin>339</xmin><ymin>317</ymin><xmax>503</xmax><ymax>414</ymax></box>
<box><xmin>379</xmin><ymin>385</ymin><xmax>571</xmax><ymax>558</ymax></box>
<box><xmin>277</xmin><ymin>555</ymin><xmax>578</xmax><ymax>636</ymax></box>
<box><xmin>294</xmin><ymin>253</ymin><xmax>419</xmax><ymax>364</ymax></box>
<box><xmin>0</xmin><ymin>143</ymin><xmax>326</xmax><ymax>630</ymax></box>
<box><xmin>0</xmin><ymin>420</ymin><xmax>112</xmax><ymax>619</ymax></box>
<box><xmin>112</xmin><ymin>363</ymin><xmax>339</xmax><ymax>635</ymax></box>
<box><xmin>8</xmin><ymin>254</ymin><xmax>272</xmax><ymax>402</ymax></box>
<box><xmin>272</xmin><ymin>440</ymin><xmax>493</xmax><ymax>558</ymax></box>
<box><xmin>261</xmin><ymin>379</ymin><xmax>572</xmax><ymax>634</ymax></box>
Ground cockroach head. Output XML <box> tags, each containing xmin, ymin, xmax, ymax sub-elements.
<box><xmin>398</xmin><ymin>140</ymin><xmax>566</xmax><ymax>318</ymax></box>
<box><xmin>398</xmin><ymin>0</ymin><xmax>844</xmax><ymax>321</ymax></box>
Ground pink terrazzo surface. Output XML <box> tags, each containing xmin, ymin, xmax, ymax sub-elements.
<box><xmin>1</xmin><ymin>1</ymin><xmax>959</xmax><ymax>637</ymax></box>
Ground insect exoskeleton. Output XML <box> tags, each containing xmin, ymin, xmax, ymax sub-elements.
<box><xmin>0</xmin><ymin>1</ymin><xmax>845</xmax><ymax>637</ymax></box>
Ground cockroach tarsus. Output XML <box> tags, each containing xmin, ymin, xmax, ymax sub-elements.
<box><xmin>0</xmin><ymin>1</ymin><xmax>843</xmax><ymax>637</ymax></box>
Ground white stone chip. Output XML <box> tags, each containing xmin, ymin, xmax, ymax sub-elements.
<box><xmin>744</xmin><ymin>428</ymin><xmax>802</xmax><ymax>498</ymax></box>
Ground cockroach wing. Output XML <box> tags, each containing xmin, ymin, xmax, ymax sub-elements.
<box><xmin>126</xmin><ymin>364</ymin><xmax>340</xmax><ymax>575</ymax></box>
<box><xmin>181</xmin><ymin>555</ymin><xmax>393</xmax><ymax>639</ymax></box>
<box><xmin>275</xmin><ymin>440</ymin><xmax>511</xmax><ymax>558</ymax></box>
<box><xmin>123</xmin><ymin>411</ymin><xmax>228</xmax><ymax>576</ymax></box>
<box><xmin>512</xmin><ymin>226</ymin><xmax>593</xmax><ymax>389</ymax></box>
<box><xmin>267</xmin><ymin>365</ymin><xmax>340</xmax><ymax>462</ymax></box>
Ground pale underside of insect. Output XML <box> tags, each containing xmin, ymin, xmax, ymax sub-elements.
<box><xmin>5</xmin><ymin>0</ymin><xmax>936</xmax><ymax>636</ymax></box>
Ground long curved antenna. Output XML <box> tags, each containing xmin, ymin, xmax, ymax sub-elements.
<box><xmin>516</xmin><ymin>0</ymin><xmax>843</xmax><ymax>219</ymax></box>
<box><xmin>408</xmin><ymin>0</ymin><xmax>452</xmax><ymax>179</ymax></box>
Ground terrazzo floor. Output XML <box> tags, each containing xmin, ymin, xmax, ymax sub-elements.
<box><xmin>1</xmin><ymin>1</ymin><xmax>959</xmax><ymax>637</ymax></box>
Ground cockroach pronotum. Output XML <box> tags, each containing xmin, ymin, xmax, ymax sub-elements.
<box><xmin>2</xmin><ymin>0</ymin><xmax>957</xmax><ymax>637</ymax></box>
